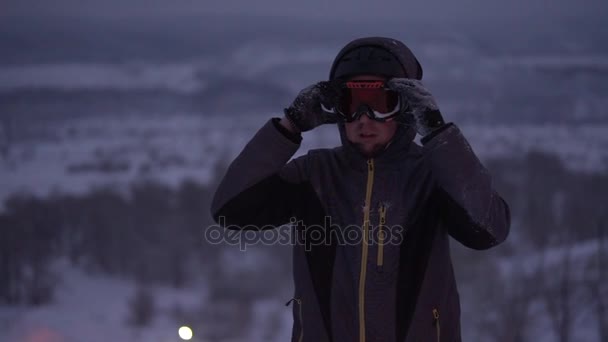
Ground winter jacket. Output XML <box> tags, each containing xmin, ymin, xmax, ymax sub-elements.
<box><xmin>210</xmin><ymin>118</ymin><xmax>510</xmax><ymax>342</ymax></box>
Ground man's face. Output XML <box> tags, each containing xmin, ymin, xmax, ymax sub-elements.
<box><xmin>344</xmin><ymin>75</ymin><xmax>398</xmax><ymax>158</ymax></box>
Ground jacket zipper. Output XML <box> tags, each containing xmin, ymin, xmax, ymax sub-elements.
<box><xmin>286</xmin><ymin>298</ymin><xmax>304</xmax><ymax>342</ymax></box>
<box><xmin>358</xmin><ymin>159</ymin><xmax>375</xmax><ymax>342</ymax></box>
<box><xmin>377</xmin><ymin>204</ymin><xmax>387</xmax><ymax>267</ymax></box>
<box><xmin>433</xmin><ymin>308</ymin><xmax>441</xmax><ymax>342</ymax></box>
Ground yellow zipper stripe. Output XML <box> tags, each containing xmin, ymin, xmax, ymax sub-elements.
<box><xmin>358</xmin><ymin>159</ymin><xmax>375</xmax><ymax>342</ymax></box>
<box><xmin>297</xmin><ymin>299</ymin><xmax>303</xmax><ymax>342</ymax></box>
<box><xmin>286</xmin><ymin>298</ymin><xmax>304</xmax><ymax>342</ymax></box>
<box><xmin>433</xmin><ymin>308</ymin><xmax>441</xmax><ymax>342</ymax></box>
<box><xmin>377</xmin><ymin>204</ymin><xmax>386</xmax><ymax>267</ymax></box>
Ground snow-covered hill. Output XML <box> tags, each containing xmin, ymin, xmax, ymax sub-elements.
<box><xmin>0</xmin><ymin>258</ymin><xmax>292</xmax><ymax>342</ymax></box>
<box><xmin>1</xmin><ymin>113</ymin><xmax>606</xmax><ymax>209</ymax></box>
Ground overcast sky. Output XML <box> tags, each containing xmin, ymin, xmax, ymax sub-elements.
<box><xmin>4</xmin><ymin>0</ymin><xmax>606</xmax><ymax>22</ymax></box>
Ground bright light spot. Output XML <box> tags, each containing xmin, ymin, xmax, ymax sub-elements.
<box><xmin>178</xmin><ymin>326</ymin><xmax>193</xmax><ymax>340</ymax></box>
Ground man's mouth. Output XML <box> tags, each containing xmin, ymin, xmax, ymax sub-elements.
<box><xmin>360</xmin><ymin>133</ymin><xmax>376</xmax><ymax>139</ymax></box>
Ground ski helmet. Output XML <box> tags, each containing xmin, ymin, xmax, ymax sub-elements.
<box><xmin>329</xmin><ymin>37</ymin><xmax>423</xmax><ymax>80</ymax></box>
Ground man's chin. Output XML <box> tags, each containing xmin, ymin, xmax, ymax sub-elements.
<box><xmin>354</xmin><ymin>142</ymin><xmax>386</xmax><ymax>158</ymax></box>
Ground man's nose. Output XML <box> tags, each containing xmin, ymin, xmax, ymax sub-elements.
<box><xmin>357</xmin><ymin>112</ymin><xmax>373</xmax><ymax>124</ymax></box>
<box><xmin>353</xmin><ymin>104</ymin><xmax>375</xmax><ymax>123</ymax></box>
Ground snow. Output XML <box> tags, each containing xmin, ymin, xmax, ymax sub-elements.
<box><xmin>454</xmin><ymin>237</ymin><xmax>604</xmax><ymax>342</ymax></box>
<box><xmin>1</xmin><ymin>113</ymin><xmax>607</xmax><ymax>210</ymax></box>
<box><xmin>0</xmin><ymin>259</ymin><xmax>292</xmax><ymax>342</ymax></box>
<box><xmin>227</xmin><ymin>42</ymin><xmax>336</xmax><ymax>80</ymax></box>
<box><xmin>497</xmin><ymin>238</ymin><xmax>603</xmax><ymax>278</ymax></box>
<box><xmin>3</xmin><ymin>160</ymin><xmax>597</xmax><ymax>332</ymax></box>
<box><xmin>460</xmin><ymin>123</ymin><xmax>608</xmax><ymax>172</ymax></box>
<box><xmin>1</xmin><ymin>259</ymin><xmax>152</xmax><ymax>342</ymax></box>
<box><xmin>0</xmin><ymin>44</ymin><xmax>335</xmax><ymax>94</ymax></box>
<box><xmin>494</xmin><ymin>54</ymin><xmax>608</xmax><ymax>72</ymax></box>
<box><xmin>3</xmin><ymin>41</ymin><xmax>607</xmax><ymax>93</ymax></box>
<box><xmin>0</xmin><ymin>63</ymin><xmax>212</xmax><ymax>94</ymax></box>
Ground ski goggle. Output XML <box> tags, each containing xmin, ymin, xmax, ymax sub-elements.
<box><xmin>321</xmin><ymin>80</ymin><xmax>402</xmax><ymax>122</ymax></box>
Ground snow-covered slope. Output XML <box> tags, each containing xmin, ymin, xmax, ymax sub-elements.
<box><xmin>0</xmin><ymin>259</ymin><xmax>293</xmax><ymax>342</ymax></box>
<box><xmin>1</xmin><ymin>113</ymin><xmax>606</xmax><ymax>209</ymax></box>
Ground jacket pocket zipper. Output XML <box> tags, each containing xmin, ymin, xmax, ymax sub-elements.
<box><xmin>377</xmin><ymin>204</ymin><xmax>387</xmax><ymax>268</ymax></box>
<box><xmin>433</xmin><ymin>308</ymin><xmax>441</xmax><ymax>342</ymax></box>
<box><xmin>286</xmin><ymin>298</ymin><xmax>304</xmax><ymax>342</ymax></box>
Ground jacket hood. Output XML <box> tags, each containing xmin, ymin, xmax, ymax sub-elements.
<box><xmin>330</xmin><ymin>37</ymin><xmax>421</xmax><ymax>165</ymax></box>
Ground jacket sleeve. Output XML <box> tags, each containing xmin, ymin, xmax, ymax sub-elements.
<box><xmin>210</xmin><ymin>118</ymin><xmax>312</xmax><ymax>229</ymax></box>
<box><xmin>422</xmin><ymin>124</ymin><xmax>511</xmax><ymax>250</ymax></box>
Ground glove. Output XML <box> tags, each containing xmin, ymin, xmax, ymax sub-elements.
<box><xmin>386</xmin><ymin>78</ymin><xmax>446</xmax><ymax>137</ymax></box>
<box><xmin>283</xmin><ymin>81</ymin><xmax>340</xmax><ymax>132</ymax></box>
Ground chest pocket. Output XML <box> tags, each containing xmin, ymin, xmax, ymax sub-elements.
<box><xmin>372</xmin><ymin>202</ymin><xmax>403</xmax><ymax>277</ymax></box>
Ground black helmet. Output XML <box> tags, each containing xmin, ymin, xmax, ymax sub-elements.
<box><xmin>329</xmin><ymin>37</ymin><xmax>423</xmax><ymax>80</ymax></box>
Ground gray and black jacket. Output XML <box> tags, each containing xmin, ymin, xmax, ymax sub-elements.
<box><xmin>211</xmin><ymin>119</ymin><xmax>510</xmax><ymax>342</ymax></box>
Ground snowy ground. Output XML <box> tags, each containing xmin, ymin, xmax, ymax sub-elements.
<box><xmin>495</xmin><ymin>239</ymin><xmax>603</xmax><ymax>342</ymax></box>
<box><xmin>0</xmin><ymin>241</ymin><xmax>603</xmax><ymax>342</ymax></box>
<box><xmin>0</xmin><ymin>258</ymin><xmax>293</xmax><ymax>342</ymax></box>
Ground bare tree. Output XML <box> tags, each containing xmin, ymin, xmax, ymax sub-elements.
<box><xmin>0</xmin><ymin>214</ymin><xmax>23</xmax><ymax>304</ymax></box>
<box><xmin>541</xmin><ymin>232</ymin><xmax>575</xmax><ymax>342</ymax></box>
<box><xmin>126</xmin><ymin>283</ymin><xmax>156</xmax><ymax>328</ymax></box>
<box><xmin>476</xmin><ymin>259</ymin><xmax>543</xmax><ymax>342</ymax></box>
<box><xmin>584</xmin><ymin>219</ymin><xmax>608</xmax><ymax>341</ymax></box>
<box><xmin>0</xmin><ymin>114</ymin><xmax>14</xmax><ymax>161</ymax></box>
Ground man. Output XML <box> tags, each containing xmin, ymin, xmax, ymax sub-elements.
<box><xmin>211</xmin><ymin>37</ymin><xmax>510</xmax><ymax>342</ymax></box>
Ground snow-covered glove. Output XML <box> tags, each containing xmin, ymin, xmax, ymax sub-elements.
<box><xmin>386</xmin><ymin>78</ymin><xmax>447</xmax><ymax>137</ymax></box>
<box><xmin>283</xmin><ymin>81</ymin><xmax>340</xmax><ymax>132</ymax></box>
